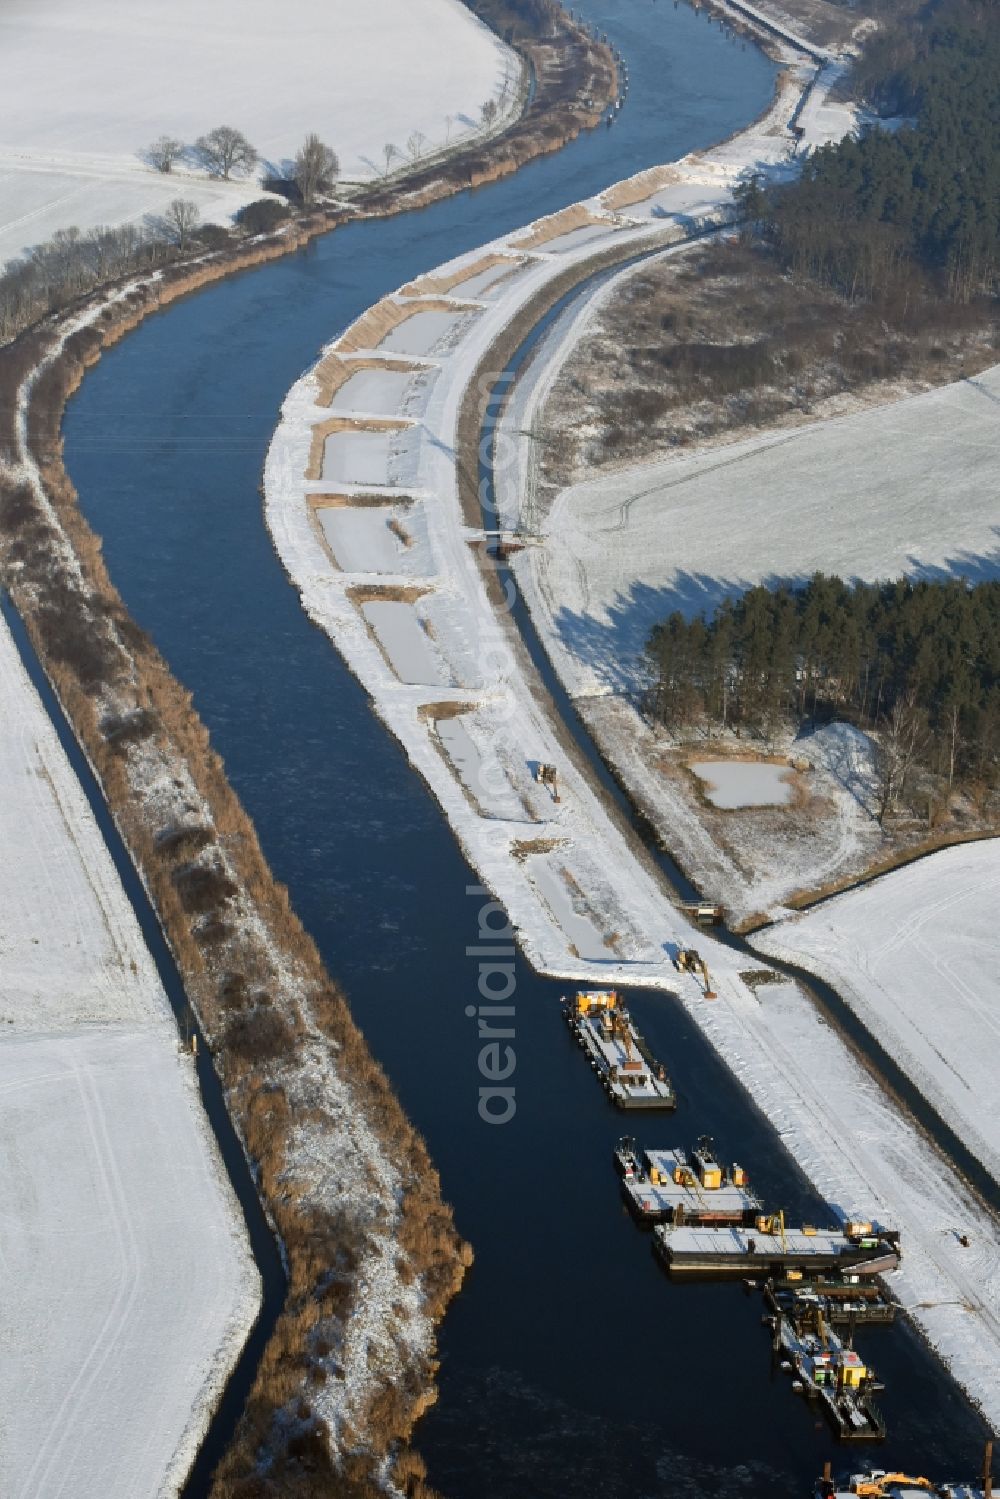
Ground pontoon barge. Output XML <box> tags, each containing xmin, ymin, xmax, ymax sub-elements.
<box><xmin>617</xmin><ymin>1135</ymin><xmax>760</xmax><ymax>1225</ymax></box>
<box><xmin>562</xmin><ymin>990</ymin><xmax>675</xmax><ymax>1110</ymax></box>
<box><xmin>654</xmin><ymin>1218</ymin><xmax>900</xmax><ymax>1277</ymax></box>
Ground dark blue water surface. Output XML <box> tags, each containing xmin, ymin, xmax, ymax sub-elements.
<box><xmin>62</xmin><ymin>2</ymin><xmax>986</xmax><ymax>1492</ymax></box>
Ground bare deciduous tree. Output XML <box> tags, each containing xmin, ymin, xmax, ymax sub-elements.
<box><xmin>164</xmin><ymin>199</ymin><xmax>200</xmax><ymax>252</ymax></box>
<box><xmin>195</xmin><ymin>125</ymin><xmax>257</xmax><ymax>180</ymax></box>
<box><xmin>875</xmin><ymin>694</ymin><xmax>928</xmax><ymax>825</ymax></box>
<box><xmin>148</xmin><ymin>136</ymin><xmax>185</xmax><ymax>174</ymax></box>
<box><xmin>406</xmin><ymin>131</ymin><xmax>427</xmax><ymax>162</ymax></box>
<box><xmin>481</xmin><ymin>98</ymin><xmax>499</xmax><ymax>129</ymax></box>
<box><xmin>382</xmin><ymin>142</ymin><xmax>400</xmax><ymax>178</ymax></box>
<box><xmin>293</xmin><ymin>134</ymin><xmax>340</xmax><ymax>207</ymax></box>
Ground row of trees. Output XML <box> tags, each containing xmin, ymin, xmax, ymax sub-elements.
<box><xmin>147</xmin><ymin>125</ymin><xmax>340</xmax><ymax>206</ymax></box>
<box><xmin>741</xmin><ymin>0</ymin><xmax>1000</xmax><ymax>303</ymax></box>
<box><xmin>646</xmin><ymin>576</ymin><xmax>1000</xmax><ymax>806</ymax></box>
<box><xmin>0</xmin><ymin>199</ymin><xmax>290</xmax><ymax>345</ymax></box>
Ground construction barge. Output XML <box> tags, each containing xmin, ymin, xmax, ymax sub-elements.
<box><xmin>654</xmin><ymin>1216</ymin><xmax>901</xmax><ymax>1277</ymax></box>
<box><xmin>615</xmin><ymin>1134</ymin><xmax>760</xmax><ymax>1224</ymax></box>
<box><xmin>777</xmin><ymin>1310</ymin><xmax>886</xmax><ymax>1442</ymax></box>
<box><xmin>820</xmin><ymin>1483</ymin><xmax>987</xmax><ymax>1499</ymax></box>
<box><xmin>766</xmin><ymin>1275</ymin><xmax>896</xmax><ymax>1327</ymax></box>
<box><xmin>562</xmin><ymin>990</ymin><xmax>675</xmax><ymax>1110</ymax></box>
<box><xmin>815</xmin><ymin>1448</ymin><xmax>994</xmax><ymax>1498</ymax></box>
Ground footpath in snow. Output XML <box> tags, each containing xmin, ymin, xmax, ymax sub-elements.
<box><xmin>0</xmin><ymin>611</ymin><xmax>260</xmax><ymax>1499</ymax></box>
<box><xmin>264</xmin><ymin>7</ymin><xmax>1000</xmax><ymax>1434</ymax></box>
<box><xmin>0</xmin><ymin>0</ymin><xmax>519</xmax><ymax>267</ymax></box>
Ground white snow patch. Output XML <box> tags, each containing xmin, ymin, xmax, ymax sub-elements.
<box><xmin>754</xmin><ymin>840</ymin><xmax>1000</xmax><ymax>1189</ymax></box>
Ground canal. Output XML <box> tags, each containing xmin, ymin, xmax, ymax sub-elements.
<box><xmin>60</xmin><ymin>1</ymin><xmax>986</xmax><ymax>1492</ymax></box>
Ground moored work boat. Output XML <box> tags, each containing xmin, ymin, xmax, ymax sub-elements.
<box><xmin>778</xmin><ymin>1310</ymin><xmax>886</xmax><ymax>1442</ymax></box>
<box><xmin>815</xmin><ymin>1452</ymin><xmax>992</xmax><ymax>1498</ymax></box>
<box><xmin>562</xmin><ymin>990</ymin><xmax>675</xmax><ymax>1109</ymax></box>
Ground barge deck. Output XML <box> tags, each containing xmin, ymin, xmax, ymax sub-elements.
<box><xmin>766</xmin><ymin>1276</ymin><xmax>896</xmax><ymax>1327</ymax></box>
<box><xmin>654</xmin><ymin>1219</ymin><xmax>900</xmax><ymax>1277</ymax></box>
<box><xmin>617</xmin><ymin>1135</ymin><xmax>760</xmax><ymax>1224</ymax></box>
<box><xmin>563</xmin><ymin>990</ymin><xmax>675</xmax><ymax>1110</ymax></box>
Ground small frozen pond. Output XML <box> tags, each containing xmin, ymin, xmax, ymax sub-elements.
<box><xmin>318</xmin><ymin>508</ymin><xmax>406</xmax><ymax>573</ymax></box>
<box><xmin>329</xmin><ymin>368</ymin><xmax>414</xmax><ymax>416</ymax></box>
<box><xmin>362</xmin><ymin>600</ymin><xmax>447</xmax><ymax>686</ymax></box>
<box><xmin>530</xmin><ymin>860</ymin><xmax>612</xmax><ymax>962</ymax></box>
<box><xmin>436</xmin><ymin>716</ymin><xmax>524</xmax><ymax>820</ymax></box>
<box><xmin>379</xmin><ymin>310</ymin><xmax>466</xmax><ymax>356</ymax></box>
<box><xmin>690</xmin><ymin>760</ymin><xmax>794</xmax><ymax>809</ymax></box>
<box><xmin>450</xmin><ymin>261</ymin><xmax>522</xmax><ymax>298</ymax></box>
<box><xmin>541</xmin><ymin>223</ymin><xmax>617</xmax><ymax>254</ymax></box>
<box><xmin>321</xmin><ymin>429</ymin><xmax>394</xmax><ymax>485</ymax></box>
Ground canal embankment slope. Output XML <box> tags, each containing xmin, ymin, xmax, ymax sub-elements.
<box><xmin>263</xmin><ymin>5</ymin><xmax>1000</xmax><ymax>1434</ymax></box>
<box><xmin>0</xmin><ymin>608</ymin><xmax>260</xmax><ymax>1499</ymax></box>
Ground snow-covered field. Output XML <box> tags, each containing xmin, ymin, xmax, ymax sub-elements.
<box><xmin>755</xmin><ymin>841</ymin><xmax>1000</xmax><ymax>1187</ymax></box>
<box><xmin>0</xmin><ymin>611</ymin><xmax>259</xmax><ymax>1499</ymax></box>
<box><xmin>522</xmin><ymin>362</ymin><xmax>1000</xmax><ymax>698</ymax></box>
<box><xmin>263</xmin><ymin>8</ymin><xmax>1000</xmax><ymax>1429</ymax></box>
<box><xmin>0</xmin><ymin>0</ymin><xmax>518</xmax><ymax>266</ymax></box>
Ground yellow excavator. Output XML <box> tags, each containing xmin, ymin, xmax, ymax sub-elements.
<box><xmin>611</xmin><ymin>1008</ymin><xmax>645</xmax><ymax>1074</ymax></box>
<box><xmin>819</xmin><ymin>1439</ymin><xmax>993</xmax><ymax>1497</ymax></box>
<box><xmin>675</xmin><ymin>947</ymin><xmax>718</xmax><ymax>999</ymax></box>
<box><xmin>850</xmin><ymin>1479</ymin><xmax>934</xmax><ymax>1497</ymax></box>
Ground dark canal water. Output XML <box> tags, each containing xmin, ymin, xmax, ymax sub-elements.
<box><xmin>60</xmin><ymin>2</ymin><xmax>987</xmax><ymax>1492</ymax></box>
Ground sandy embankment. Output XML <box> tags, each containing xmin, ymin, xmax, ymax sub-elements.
<box><xmin>263</xmin><ymin>4</ymin><xmax>1000</xmax><ymax>1434</ymax></box>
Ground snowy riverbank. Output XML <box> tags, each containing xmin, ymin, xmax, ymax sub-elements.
<box><xmin>264</xmin><ymin>7</ymin><xmax>1000</xmax><ymax>1434</ymax></box>
<box><xmin>0</xmin><ymin>609</ymin><xmax>260</xmax><ymax>1499</ymax></box>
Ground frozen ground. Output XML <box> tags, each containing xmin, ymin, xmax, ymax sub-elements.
<box><xmin>0</xmin><ymin>0</ymin><xmax>518</xmax><ymax>266</ymax></box>
<box><xmin>755</xmin><ymin>841</ymin><xmax>1000</xmax><ymax>1188</ymax></box>
<box><xmin>578</xmin><ymin>702</ymin><xmax>884</xmax><ymax>923</ymax></box>
<box><xmin>0</xmin><ymin>611</ymin><xmax>259</xmax><ymax>1498</ymax></box>
<box><xmin>265</xmin><ymin>2</ymin><xmax>1000</xmax><ymax>1426</ymax></box>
